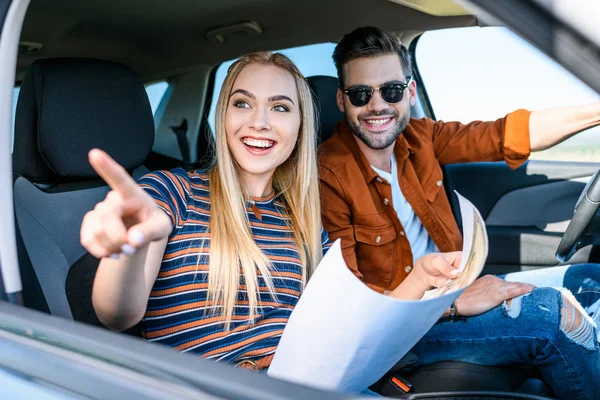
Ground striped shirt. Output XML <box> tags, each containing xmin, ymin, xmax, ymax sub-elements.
<box><xmin>138</xmin><ymin>168</ymin><xmax>330</xmax><ymax>363</ymax></box>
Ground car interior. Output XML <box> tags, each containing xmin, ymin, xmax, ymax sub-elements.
<box><xmin>6</xmin><ymin>0</ymin><xmax>600</xmax><ymax>398</ymax></box>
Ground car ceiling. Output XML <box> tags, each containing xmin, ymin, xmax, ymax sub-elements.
<box><xmin>17</xmin><ymin>0</ymin><xmax>478</xmax><ymax>81</ymax></box>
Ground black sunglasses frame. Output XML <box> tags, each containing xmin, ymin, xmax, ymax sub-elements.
<box><xmin>342</xmin><ymin>76</ymin><xmax>412</xmax><ymax>107</ymax></box>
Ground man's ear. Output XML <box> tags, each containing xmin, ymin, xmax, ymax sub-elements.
<box><xmin>336</xmin><ymin>88</ymin><xmax>345</xmax><ymax>113</ymax></box>
<box><xmin>408</xmin><ymin>79</ymin><xmax>417</xmax><ymax>107</ymax></box>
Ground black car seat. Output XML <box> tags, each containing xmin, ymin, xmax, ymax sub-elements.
<box><xmin>13</xmin><ymin>58</ymin><xmax>154</xmax><ymax>330</ymax></box>
<box><xmin>307</xmin><ymin>75</ymin><xmax>345</xmax><ymax>144</ymax></box>
<box><xmin>306</xmin><ymin>75</ymin><xmax>554</xmax><ymax>399</ymax></box>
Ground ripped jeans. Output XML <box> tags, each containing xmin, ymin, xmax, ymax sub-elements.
<box><xmin>409</xmin><ymin>264</ymin><xmax>600</xmax><ymax>400</ymax></box>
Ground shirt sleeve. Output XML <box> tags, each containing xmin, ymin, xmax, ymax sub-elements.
<box><xmin>319</xmin><ymin>166</ymin><xmax>364</xmax><ymax>281</ymax></box>
<box><xmin>137</xmin><ymin>168</ymin><xmax>190</xmax><ymax>229</ymax></box>
<box><xmin>430</xmin><ymin>109</ymin><xmax>531</xmax><ymax>169</ymax></box>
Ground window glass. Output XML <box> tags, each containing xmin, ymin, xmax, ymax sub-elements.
<box><xmin>416</xmin><ymin>27</ymin><xmax>600</xmax><ymax>162</ymax></box>
<box><xmin>0</xmin><ymin>368</ymin><xmax>75</xmax><ymax>399</ymax></box>
<box><xmin>11</xmin><ymin>87</ymin><xmax>20</xmax><ymax>152</ymax></box>
<box><xmin>145</xmin><ymin>81</ymin><xmax>169</xmax><ymax>115</ymax></box>
<box><xmin>208</xmin><ymin>43</ymin><xmax>337</xmax><ymax>132</ymax></box>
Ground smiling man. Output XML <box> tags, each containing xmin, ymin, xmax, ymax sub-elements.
<box><xmin>318</xmin><ymin>26</ymin><xmax>600</xmax><ymax>398</ymax></box>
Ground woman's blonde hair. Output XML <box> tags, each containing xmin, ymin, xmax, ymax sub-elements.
<box><xmin>207</xmin><ymin>52</ymin><xmax>323</xmax><ymax>327</ymax></box>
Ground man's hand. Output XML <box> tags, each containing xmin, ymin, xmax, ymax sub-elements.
<box><xmin>389</xmin><ymin>251</ymin><xmax>462</xmax><ymax>300</ymax></box>
<box><xmin>454</xmin><ymin>275</ymin><xmax>535</xmax><ymax>317</ymax></box>
<box><xmin>413</xmin><ymin>251</ymin><xmax>462</xmax><ymax>290</ymax></box>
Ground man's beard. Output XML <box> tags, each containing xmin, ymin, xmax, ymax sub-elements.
<box><xmin>347</xmin><ymin>109</ymin><xmax>410</xmax><ymax>150</ymax></box>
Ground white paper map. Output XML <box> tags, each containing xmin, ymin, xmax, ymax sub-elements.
<box><xmin>267</xmin><ymin>192</ymin><xmax>488</xmax><ymax>393</ymax></box>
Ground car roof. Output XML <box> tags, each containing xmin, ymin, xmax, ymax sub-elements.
<box><xmin>17</xmin><ymin>0</ymin><xmax>478</xmax><ymax>81</ymax></box>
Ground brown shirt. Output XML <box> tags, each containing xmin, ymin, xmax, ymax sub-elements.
<box><xmin>318</xmin><ymin>110</ymin><xmax>531</xmax><ymax>293</ymax></box>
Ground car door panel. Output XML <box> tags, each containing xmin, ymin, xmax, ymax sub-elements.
<box><xmin>443</xmin><ymin>160</ymin><xmax>600</xmax><ymax>275</ymax></box>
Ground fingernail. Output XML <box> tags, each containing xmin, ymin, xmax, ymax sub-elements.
<box><xmin>121</xmin><ymin>244</ymin><xmax>136</xmax><ymax>256</ymax></box>
<box><xmin>109</xmin><ymin>253</ymin><xmax>120</xmax><ymax>260</ymax></box>
<box><xmin>129</xmin><ymin>230</ymin><xmax>145</xmax><ymax>246</ymax></box>
<box><xmin>451</xmin><ymin>269</ymin><xmax>459</xmax><ymax>276</ymax></box>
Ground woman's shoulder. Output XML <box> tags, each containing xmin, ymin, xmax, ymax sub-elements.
<box><xmin>138</xmin><ymin>168</ymin><xmax>212</xmax><ymax>201</ymax></box>
<box><xmin>185</xmin><ymin>168</ymin><xmax>210</xmax><ymax>186</ymax></box>
<box><xmin>139</xmin><ymin>167</ymin><xmax>210</xmax><ymax>186</ymax></box>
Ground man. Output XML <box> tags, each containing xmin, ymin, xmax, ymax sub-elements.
<box><xmin>319</xmin><ymin>26</ymin><xmax>600</xmax><ymax>399</ymax></box>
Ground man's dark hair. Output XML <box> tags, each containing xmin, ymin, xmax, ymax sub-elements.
<box><xmin>333</xmin><ymin>26</ymin><xmax>412</xmax><ymax>88</ymax></box>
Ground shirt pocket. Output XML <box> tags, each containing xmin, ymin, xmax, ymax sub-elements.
<box><xmin>423</xmin><ymin>165</ymin><xmax>458</xmax><ymax>235</ymax></box>
<box><xmin>423</xmin><ymin>164</ymin><xmax>445</xmax><ymax>203</ymax></box>
<box><xmin>354</xmin><ymin>223</ymin><xmax>396</xmax><ymax>288</ymax></box>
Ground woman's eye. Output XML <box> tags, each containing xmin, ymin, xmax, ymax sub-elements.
<box><xmin>233</xmin><ymin>101</ymin><xmax>250</xmax><ymax>109</ymax></box>
<box><xmin>272</xmin><ymin>104</ymin><xmax>289</xmax><ymax>112</ymax></box>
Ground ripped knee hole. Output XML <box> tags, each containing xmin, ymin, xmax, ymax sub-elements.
<box><xmin>560</xmin><ymin>289</ymin><xmax>597</xmax><ymax>350</ymax></box>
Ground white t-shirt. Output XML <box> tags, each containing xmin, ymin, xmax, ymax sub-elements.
<box><xmin>371</xmin><ymin>154</ymin><xmax>439</xmax><ymax>262</ymax></box>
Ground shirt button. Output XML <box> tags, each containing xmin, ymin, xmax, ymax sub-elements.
<box><xmin>383</xmin><ymin>198</ymin><xmax>390</xmax><ymax>206</ymax></box>
<box><xmin>436</xmin><ymin>180</ymin><xmax>443</xmax><ymax>187</ymax></box>
<box><xmin>375</xmin><ymin>235</ymin><xmax>381</xmax><ymax>243</ymax></box>
<box><xmin>376</xmin><ymin>177</ymin><xmax>383</xmax><ymax>183</ymax></box>
<box><xmin>405</xmin><ymin>265</ymin><xmax>412</xmax><ymax>273</ymax></box>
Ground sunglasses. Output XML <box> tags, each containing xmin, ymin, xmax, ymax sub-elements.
<box><xmin>342</xmin><ymin>77</ymin><xmax>412</xmax><ymax>107</ymax></box>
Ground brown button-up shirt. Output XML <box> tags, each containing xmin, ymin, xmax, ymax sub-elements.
<box><xmin>318</xmin><ymin>110</ymin><xmax>531</xmax><ymax>293</ymax></box>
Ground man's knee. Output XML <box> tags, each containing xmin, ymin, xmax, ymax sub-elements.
<box><xmin>502</xmin><ymin>287</ymin><xmax>598</xmax><ymax>350</ymax></box>
<box><xmin>559</xmin><ymin>289</ymin><xmax>598</xmax><ymax>350</ymax></box>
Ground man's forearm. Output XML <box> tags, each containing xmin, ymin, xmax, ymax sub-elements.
<box><xmin>529</xmin><ymin>102</ymin><xmax>600</xmax><ymax>151</ymax></box>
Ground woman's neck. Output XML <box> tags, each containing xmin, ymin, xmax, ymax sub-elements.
<box><xmin>239</xmin><ymin>171</ymin><xmax>274</xmax><ymax>198</ymax></box>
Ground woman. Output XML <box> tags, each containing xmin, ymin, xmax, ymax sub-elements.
<box><xmin>80</xmin><ymin>52</ymin><xmax>460</xmax><ymax>375</ymax></box>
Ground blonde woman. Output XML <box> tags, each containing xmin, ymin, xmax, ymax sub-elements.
<box><xmin>81</xmin><ymin>52</ymin><xmax>327</xmax><ymax>370</ymax></box>
<box><xmin>81</xmin><ymin>52</ymin><xmax>462</xmax><ymax>375</ymax></box>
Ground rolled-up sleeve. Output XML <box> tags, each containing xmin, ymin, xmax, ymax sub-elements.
<box><xmin>430</xmin><ymin>109</ymin><xmax>531</xmax><ymax>168</ymax></box>
<box><xmin>502</xmin><ymin>109</ymin><xmax>531</xmax><ymax>168</ymax></box>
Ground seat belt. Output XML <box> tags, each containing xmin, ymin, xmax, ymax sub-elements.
<box><xmin>171</xmin><ymin>118</ymin><xmax>191</xmax><ymax>162</ymax></box>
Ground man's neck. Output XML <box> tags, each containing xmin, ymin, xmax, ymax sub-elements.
<box><xmin>354</xmin><ymin>135</ymin><xmax>395</xmax><ymax>173</ymax></box>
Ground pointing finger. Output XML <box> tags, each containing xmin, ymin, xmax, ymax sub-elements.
<box><xmin>88</xmin><ymin>149</ymin><xmax>143</xmax><ymax>199</ymax></box>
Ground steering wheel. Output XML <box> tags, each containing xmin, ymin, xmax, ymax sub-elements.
<box><xmin>556</xmin><ymin>169</ymin><xmax>600</xmax><ymax>262</ymax></box>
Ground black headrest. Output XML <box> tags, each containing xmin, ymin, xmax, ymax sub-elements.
<box><xmin>307</xmin><ymin>75</ymin><xmax>345</xmax><ymax>144</ymax></box>
<box><xmin>14</xmin><ymin>58</ymin><xmax>154</xmax><ymax>182</ymax></box>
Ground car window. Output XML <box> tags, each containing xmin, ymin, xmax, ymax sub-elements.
<box><xmin>11</xmin><ymin>87</ymin><xmax>19</xmax><ymax>152</ymax></box>
<box><xmin>416</xmin><ymin>27</ymin><xmax>600</xmax><ymax>162</ymax></box>
<box><xmin>0</xmin><ymin>368</ymin><xmax>74</xmax><ymax>400</ymax></box>
<box><xmin>207</xmin><ymin>43</ymin><xmax>337</xmax><ymax>132</ymax></box>
<box><xmin>145</xmin><ymin>81</ymin><xmax>170</xmax><ymax>115</ymax></box>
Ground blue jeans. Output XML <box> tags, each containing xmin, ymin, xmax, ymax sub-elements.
<box><xmin>406</xmin><ymin>263</ymin><xmax>600</xmax><ymax>400</ymax></box>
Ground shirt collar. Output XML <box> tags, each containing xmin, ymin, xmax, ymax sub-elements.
<box><xmin>335</xmin><ymin>120</ymin><xmax>413</xmax><ymax>184</ymax></box>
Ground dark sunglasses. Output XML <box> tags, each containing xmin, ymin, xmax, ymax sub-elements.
<box><xmin>342</xmin><ymin>77</ymin><xmax>412</xmax><ymax>107</ymax></box>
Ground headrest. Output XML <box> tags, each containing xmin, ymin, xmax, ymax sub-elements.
<box><xmin>14</xmin><ymin>58</ymin><xmax>154</xmax><ymax>182</ymax></box>
<box><xmin>307</xmin><ymin>75</ymin><xmax>345</xmax><ymax>144</ymax></box>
